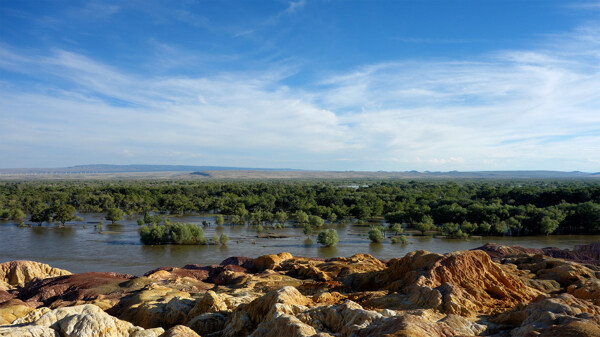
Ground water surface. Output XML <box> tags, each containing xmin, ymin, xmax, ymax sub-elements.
<box><xmin>1</xmin><ymin>214</ymin><xmax>598</xmax><ymax>275</ymax></box>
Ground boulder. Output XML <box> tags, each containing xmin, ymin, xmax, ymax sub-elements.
<box><xmin>0</xmin><ymin>304</ymin><xmax>164</xmax><ymax>337</ymax></box>
<box><xmin>114</xmin><ymin>286</ymin><xmax>195</xmax><ymax>329</ymax></box>
<box><xmin>0</xmin><ymin>261</ymin><xmax>70</xmax><ymax>290</ymax></box>
<box><xmin>352</xmin><ymin>314</ymin><xmax>461</xmax><ymax>337</ymax></box>
<box><xmin>186</xmin><ymin>312</ymin><xmax>227</xmax><ymax>336</ymax></box>
<box><xmin>187</xmin><ymin>290</ymin><xmax>227</xmax><ymax>319</ymax></box>
<box><xmin>352</xmin><ymin>250</ymin><xmax>539</xmax><ymax>316</ymax></box>
<box><xmin>249</xmin><ymin>312</ymin><xmax>318</xmax><ymax>337</ymax></box>
<box><xmin>17</xmin><ymin>271</ymin><xmax>135</xmax><ymax>308</ymax></box>
<box><xmin>250</xmin><ymin>252</ymin><xmax>293</xmax><ymax>272</ymax></box>
<box><xmin>0</xmin><ymin>299</ymin><xmax>35</xmax><ymax>325</ymax></box>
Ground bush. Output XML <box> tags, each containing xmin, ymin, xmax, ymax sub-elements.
<box><xmin>390</xmin><ymin>223</ymin><xmax>403</xmax><ymax>235</ymax></box>
<box><xmin>216</xmin><ymin>215</ymin><xmax>224</xmax><ymax>226</ymax></box>
<box><xmin>309</xmin><ymin>215</ymin><xmax>324</xmax><ymax>228</ymax></box>
<box><xmin>137</xmin><ymin>218</ymin><xmax>144</xmax><ymax>226</ymax></box>
<box><xmin>105</xmin><ymin>208</ymin><xmax>124</xmax><ymax>224</ymax></box>
<box><xmin>219</xmin><ymin>233</ymin><xmax>229</xmax><ymax>245</ymax></box>
<box><xmin>170</xmin><ymin>223</ymin><xmax>205</xmax><ymax>244</ymax></box>
<box><xmin>139</xmin><ymin>224</ymin><xmax>169</xmax><ymax>245</ymax></box>
<box><xmin>317</xmin><ymin>229</ymin><xmax>338</xmax><ymax>247</ymax></box>
<box><xmin>391</xmin><ymin>235</ymin><xmax>408</xmax><ymax>244</ymax></box>
<box><xmin>303</xmin><ymin>223</ymin><xmax>314</xmax><ymax>237</ymax></box>
<box><xmin>368</xmin><ymin>227</ymin><xmax>384</xmax><ymax>243</ymax></box>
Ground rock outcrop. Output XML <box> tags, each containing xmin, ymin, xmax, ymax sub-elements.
<box><xmin>1</xmin><ymin>243</ymin><xmax>599</xmax><ymax>336</ymax></box>
<box><xmin>0</xmin><ymin>304</ymin><xmax>164</xmax><ymax>337</ymax></box>
<box><xmin>0</xmin><ymin>261</ymin><xmax>70</xmax><ymax>290</ymax></box>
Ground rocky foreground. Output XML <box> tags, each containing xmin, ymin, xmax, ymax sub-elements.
<box><xmin>1</xmin><ymin>243</ymin><xmax>600</xmax><ymax>337</ymax></box>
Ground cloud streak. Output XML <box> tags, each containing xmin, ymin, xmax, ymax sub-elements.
<box><xmin>0</xmin><ymin>24</ymin><xmax>599</xmax><ymax>170</ymax></box>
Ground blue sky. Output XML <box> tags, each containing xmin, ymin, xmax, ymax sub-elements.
<box><xmin>1</xmin><ymin>0</ymin><xmax>599</xmax><ymax>171</ymax></box>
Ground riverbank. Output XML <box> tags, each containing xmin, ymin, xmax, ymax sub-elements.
<box><xmin>1</xmin><ymin>243</ymin><xmax>599</xmax><ymax>336</ymax></box>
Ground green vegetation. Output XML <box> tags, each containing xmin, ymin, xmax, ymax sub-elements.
<box><xmin>317</xmin><ymin>229</ymin><xmax>339</xmax><ymax>247</ymax></box>
<box><xmin>53</xmin><ymin>204</ymin><xmax>76</xmax><ymax>227</ymax></box>
<box><xmin>391</xmin><ymin>235</ymin><xmax>408</xmax><ymax>244</ymax></box>
<box><xmin>106</xmin><ymin>208</ymin><xmax>124</xmax><ymax>224</ymax></box>
<box><xmin>140</xmin><ymin>222</ymin><xmax>207</xmax><ymax>245</ymax></box>
<box><xmin>1</xmin><ymin>180</ymin><xmax>600</xmax><ymax>241</ymax></box>
<box><xmin>368</xmin><ymin>227</ymin><xmax>384</xmax><ymax>243</ymax></box>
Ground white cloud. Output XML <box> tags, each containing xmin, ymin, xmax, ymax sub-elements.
<box><xmin>1</xmin><ymin>24</ymin><xmax>600</xmax><ymax>170</ymax></box>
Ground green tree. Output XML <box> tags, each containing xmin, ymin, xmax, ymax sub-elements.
<box><xmin>302</xmin><ymin>223</ymin><xmax>314</xmax><ymax>237</ymax></box>
<box><xmin>317</xmin><ymin>229</ymin><xmax>338</xmax><ymax>247</ymax></box>
<box><xmin>275</xmin><ymin>211</ymin><xmax>288</xmax><ymax>224</ymax></box>
<box><xmin>53</xmin><ymin>204</ymin><xmax>76</xmax><ymax>227</ymax></box>
<box><xmin>30</xmin><ymin>206</ymin><xmax>52</xmax><ymax>226</ymax></box>
<box><xmin>391</xmin><ymin>235</ymin><xmax>408</xmax><ymax>244</ymax></box>
<box><xmin>216</xmin><ymin>214</ymin><xmax>225</xmax><ymax>226</ymax></box>
<box><xmin>414</xmin><ymin>215</ymin><xmax>434</xmax><ymax>235</ymax></box>
<box><xmin>219</xmin><ymin>233</ymin><xmax>229</xmax><ymax>245</ymax></box>
<box><xmin>106</xmin><ymin>208</ymin><xmax>124</xmax><ymax>224</ymax></box>
<box><xmin>540</xmin><ymin>216</ymin><xmax>559</xmax><ymax>235</ymax></box>
<box><xmin>390</xmin><ymin>223</ymin><xmax>403</xmax><ymax>235</ymax></box>
<box><xmin>295</xmin><ymin>210</ymin><xmax>309</xmax><ymax>224</ymax></box>
<box><xmin>9</xmin><ymin>208</ymin><xmax>25</xmax><ymax>221</ymax></box>
<box><xmin>139</xmin><ymin>224</ymin><xmax>169</xmax><ymax>245</ymax></box>
<box><xmin>309</xmin><ymin>215</ymin><xmax>324</xmax><ymax>228</ymax></box>
<box><xmin>170</xmin><ymin>223</ymin><xmax>204</xmax><ymax>244</ymax></box>
<box><xmin>137</xmin><ymin>218</ymin><xmax>144</xmax><ymax>226</ymax></box>
<box><xmin>368</xmin><ymin>227</ymin><xmax>384</xmax><ymax>243</ymax></box>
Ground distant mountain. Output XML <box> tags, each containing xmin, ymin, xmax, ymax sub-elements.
<box><xmin>0</xmin><ymin>165</ymin><xmax>598</xmax><ymax>179</ymax></box>
<box><xmin>0</xmin><ymin>164</ymin><xmax>298</xmax><ymax>174</ymax></box>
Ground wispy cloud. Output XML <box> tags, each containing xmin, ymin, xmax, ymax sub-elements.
<box><xmin>1</xmin><ymin>24</ymin><xmax>599</xmax><ymax>170</ymax></box>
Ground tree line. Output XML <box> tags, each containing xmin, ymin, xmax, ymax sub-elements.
<box><xmin>1</xmin><ymin>180</ymin><xmax>599</xmax><ymax>236</ymax></box>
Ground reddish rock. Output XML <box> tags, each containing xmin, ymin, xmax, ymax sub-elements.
<box><xmin>219</xmin><ymin>256</ymin><xmax>253</xmax><ymax>268</ymax></box>
<box><xmin>476</xmin><ymin>242</ymin><xmax>600</xmax><ymax>266</ymax></box>
<box><xmin>0</xmin><ymin>290</ymin><xmax>15</xmax><ymax>303</ymax></box>
<box><xmin>145</xmin><ymin>267</ymin><xmax>210</xmax><ymax>282</ymax></box>
<box><xmin>17</xmin><ymin>272</ymin><xmax>134</xmax><ymax>307</ymax></box>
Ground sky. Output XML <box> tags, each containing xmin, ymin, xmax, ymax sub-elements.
<box><xmin>1</xmin><ymin>0</ymin><xmax>600</xmax><ymax>171</ymax></box>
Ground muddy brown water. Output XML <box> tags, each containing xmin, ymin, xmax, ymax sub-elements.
<box><xmin>1</xmin><ymin>213</ymin><xmax>599</xmax><ymax>275</ymax></box>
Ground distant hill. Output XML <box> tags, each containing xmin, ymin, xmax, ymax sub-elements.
<box><xmin>0</xmin><ymin>164</ymin><xmax>298</xmax><ymax>175</ymax></box>
<box><xmin>0</xmin><ymin>165</ymin><xmax>598</xmax><ymax>180</ymax></box>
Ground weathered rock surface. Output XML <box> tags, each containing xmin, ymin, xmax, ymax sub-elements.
<box><xmin>0</xmin><ymin>261</ymin><xmax>70</xmax><ymax>290</ymax></box>
<box><xmin>477</xmin><ymin>242</ymin><xmax>600</xmax><ymax>266</ymax></box>
<box><xmin>1</xmin><ymin>244</ymin><xmax>599</xmax><ymax>336</ymax></box>
<box><xmin>0</xmin><ymin>304</ymin><xmax>164</xmax><ymax>337</ymax></box>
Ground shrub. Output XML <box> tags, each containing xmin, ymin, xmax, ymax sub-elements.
<box><xmin>317</xmin><ymin>229</ymin><xmax>339</xmax><ymax>247</ymax></box>
<box><xmin>303</xmin><ymin>223</ymin><xmax>314</xmax><ymax>237</ymax></box>
<box><xmin>219</xmin><ymin>233</ymin><xmax>229</xmax><ymax>245</ymax></box>
<box><xmin>170</xmin><ymin>223</ymin><xmax>204</xmax><ymax>244</ymax></box>
<box><xmin>139</xmin><ymin>224</ymin><xmax>169</xmax><ymax>245</ymax></box>
<box><xmin>390</xmin><ymin>223</ymin><xmax>403</xmax><ymax>235</ymax></box>
<box><xmin>368</xmin><ymin>227</ymin><xmax>384</xmax><ymax>243</ymax></box>
<box><xmin>216</xmin><ymin>215</ymin><xmax>224</xmax><ymax>226</ymax></box>
<box><xmin>309</xmin><ymin>215</ymin><xmax>324</xmax><ymax>228</ymax></box>
<box><xmin>391</xmin><ymin>235</ymin><xmax>408</xmax><ymax>244</ymax></box>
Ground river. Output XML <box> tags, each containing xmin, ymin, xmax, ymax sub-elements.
<box><xmin>1</xmin><ymin>213</ymin><xmax>599</xmax><ymax>275</ymax></box>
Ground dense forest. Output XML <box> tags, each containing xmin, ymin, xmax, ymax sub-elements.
<box><xmin>1</xmin><ymin>180</ymin><xmax>600</xmax><ymax>239</ymax></box>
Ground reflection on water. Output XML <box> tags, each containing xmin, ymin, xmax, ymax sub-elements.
<box><xmin>1</xmin><ymin>213</ymin><xmax>599</xmax><ymax>275</ymax></box>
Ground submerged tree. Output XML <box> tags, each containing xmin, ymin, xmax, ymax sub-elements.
<box><xmin>53</xmin><ymin>204</ymin><xmax>76</xmax><ymax>227</ymax></box>
<box><xmin>317</xmin><ymin>229</ymin><xmax>338</xmax><ymax>247</ymax></box>
<box><xmin>106</xmin><ymin>208</ymin><xmax>124</xmax><ymax>224</ymax></box>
